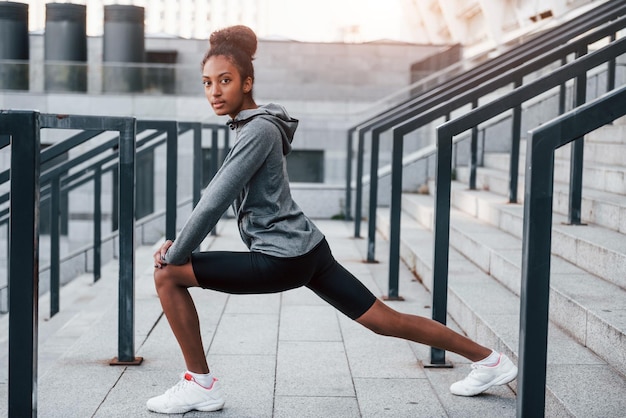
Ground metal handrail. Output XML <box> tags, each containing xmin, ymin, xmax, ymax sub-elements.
<box><xmin>429</xmin><ymin>36</ymin><xmax>626</xmax><ymax>365</ymax></box>
<box><xmin>519</xmin><ymin>85</ymin><xmax>626</xmax><ymax>418</ymax></box>
<box><xmin>0</xmin><ymin>122</ymin><xmax>229</xmax><ymax>314</ymax></box>
<box><xmin>1</xmin><ymin>111</ymin><xmax>138</xmax><ymax>416</ymax></box>
<box><xmin>344</xmin><ymin>0</ymin><xmax>626</xmax><ymax>223</ymax></box>
<box><xmin>0</xmin><ymin>114</ymin><xmax>233</xmax><ymax>415</ymax></box>
<box><xmin>0</xmin><ymin>111</ymin><xmax>40</xmax><ymax>418</ymax></box>
<box><xmin>348</xmin><ymin>20</ymin><xmax>626</xmax><ymax>312</ymax></box>
<box><xmin>357</xmin><ymin>14</ymin><xmax>626</xmax><ymax>266</ymax></box>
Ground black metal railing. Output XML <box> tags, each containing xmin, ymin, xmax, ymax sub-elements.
<box><xmin>345</xmin><ymin>0</ymin><xmax>626</xmax><ymax>228</ymax></box>
<box><xmin>1</xmin><ymin>112</ymin><xmax>231</xmax><ymax>415</ymax></box>
<box><xmin>0</xmin><ymin>121</ymin><xmax>229</xmax><ymax>316</ymax></box>
<box><xmin>352</xmin><ymin>13</ymin><xmax>626</xmax><ymax>281</ymax></box>
<box><xmin>1</xmin><ymin>111</ymin><xmax>137</xmax><ymax>416</ymax></box>
<box><xmin>350</xmin><ymin>12</ymin><xmax>626</xmax><ymax>312</ymax></box>
<box><xmin>518</xmin><ymin>85</ymin><xmax>626</xmax><ymax>418</ymax></box>
<box><xmin>430</xmin><ymin>35</ymin><xmax>625</xmax><ymax>366</ymax></box>
<box><xmin>0</xmin><ymin>111</ymin><xmax>40</xmax><ymax>418</ymax></box>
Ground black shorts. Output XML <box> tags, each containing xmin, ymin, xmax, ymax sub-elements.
<box><xmin>190</xmin><ymin>238</ymin><xmax>377</xmax><ymax>320</ymax></box>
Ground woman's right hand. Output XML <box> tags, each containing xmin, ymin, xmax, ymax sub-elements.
<box><xmin>153</xmin><ymin>240</ymin><xmax>173</xmax><ymax>269</ymax></box>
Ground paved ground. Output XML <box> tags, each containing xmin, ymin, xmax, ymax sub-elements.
<box><xmin>1</xmin><ymin>219</ymin><xmax>517</xmax><ymax>417</ymax></box>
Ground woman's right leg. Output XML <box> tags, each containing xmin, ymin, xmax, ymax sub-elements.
<box><xmin>153</xmin><ymin>263</ymin><xmax>209</xmax><ymax>374</ymax></box>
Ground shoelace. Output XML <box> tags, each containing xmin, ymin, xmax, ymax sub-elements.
<box><xmin>164</xmin><ymin>377</ymin><xmax>193</xmax><ymax>396</ymax></box>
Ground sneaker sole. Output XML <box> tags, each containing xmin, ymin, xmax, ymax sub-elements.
<box><xmin>451</xmin><ymin>366</ymin><xmax>518</xmax><ymax>396</ymax></box>
<box><xmin>147</xmin><ymin>400</ymin><xmax>225</xmax><ymax>414</ymax></box>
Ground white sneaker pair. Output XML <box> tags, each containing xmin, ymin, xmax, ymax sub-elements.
<box><xmin>450</xmin><ymin>353</ymin><xmax>518</xmax><ymax>396</ymax></box>
<box><xmin>146</xmin><ymin>372</ymin><xmax>225</xmax><ymax>414</ymax></box>
<box><xmin>146</xmin><ymin>354</ymin><xmax>516</xmax><ymax>412</ymax></box>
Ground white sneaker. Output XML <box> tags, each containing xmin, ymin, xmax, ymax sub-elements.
<box><xmin>146</xmin><ymin>372</ymin><xmax>225</xmax><ymax>413</ymax></box>
<box><xmin>450</xmin><ymin>353</ymin><xmax>518</xmax><ymax>396</ymax></box>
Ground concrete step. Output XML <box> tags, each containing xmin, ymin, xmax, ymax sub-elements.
<box><xmin>399</xmin><ymin>190</ymin><xmax>626</xmax><ymax>377</ymax></box>
<box><xmin>377</xmin><ymin>207</ymin><xmax>626</xmax><ymax>417</ymax></box>
<box><xmin>480</xmin><ymin>146</ymin><xmax>626</xmax><ymax>196</ymax></box>
<box><xmin>442</xmin><ymin>180</ymin><xmax>626</xmax><ymax>290</ymax></box>
<box><xmin>456</xmin><ymin>165</ymin><xmax>626</xmax><ymax>234</ymax></box>
<box><xmin>587</xmin><ymin>123</ymin><xmax>626</xmax><ymax>144</ymax></box>
<box><xmin>483</xmin><ymin>142</ymin><xmax>626</xmax><ymax>175</ymax></box>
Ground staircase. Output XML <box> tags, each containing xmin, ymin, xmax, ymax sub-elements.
<box><xmin>377</xmin><ymin>116</ymin><xmax>626</xmax><ymax>416</ymax></box>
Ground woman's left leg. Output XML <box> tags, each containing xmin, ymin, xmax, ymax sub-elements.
<box><xmin>355</xmin><ymin>299</ymin><xmax>491</xmax><ymax>362</ymax></box>
<box><xmin>305</xmin><ymin>242</ymin><xmax>517</xmax><ymax>396</ymax></box>
<box><xmin>304</xmin><ymin>241</ymin><xmax>490</xmax><ymax>361</ymax></box>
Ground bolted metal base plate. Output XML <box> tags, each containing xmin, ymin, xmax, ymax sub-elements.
<box><xmin>421</xmin><ymin>360</ymin><xmax>454</xmax><ymax>368</ymax></box>
<box><xmin>383</xmin><ymin>295</ymin><xmax>405</xmax><ymax>301</ymax></box>
<box><xmin>110</xmin><ymin>356</ymin><xmax>144</xmax><ymax>366</ymax></box>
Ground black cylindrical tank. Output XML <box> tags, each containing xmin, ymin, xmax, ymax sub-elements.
<box><xmin>44</xmin><ymin>3</ymin><xmax>87</xmax><ymax>92</ymax></box>
<box><xmin>0</xmin><ymin>2</ymin><xmax>29</xmax><ymax>90</ymax></box>
<box><xmin>102</xmin><ymin>5</ymin><xmax>145</xmax><ymax>92</ymax></box>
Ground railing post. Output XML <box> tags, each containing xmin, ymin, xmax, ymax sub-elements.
<box><xmin>209</xmin><ymin>127</ymin><xmax>220</xmax><ymax>236</ymax></box>
<box><xmin>190</xmin><ymin>123</ymin><xmax>202</xmax><ymax>208</ymax></box>
<box><xmin>111</xmin><ymin>117</ymin><xmax>142</xmax><ymax>365</ymax></box>
<box><xmin>93</xmin><ymin>165</ymin><xmax>102</xmax><ymax>282</ymax></box>
<box><xmin>3</xmin><ymin>110</ymin><xmax>41</xmax><ymax>417</ymax></box>
<box><xmin>469</xmin><ymin>99</ymin><xmax>478</xmax><ymax>190</ymax></box>
<box><xmin>518</xmin><ymin>85</ymin><xmax>626</xmax><ymax>418</ymax></box>
<box><xmin>165</xmin><ymin>122</ymin><xmax>178</xmax><ymax>240</ymax></box>
<box><xmin>366</xmin><ymin>130</ymin><xmax>380</xmax><ymax>262</ymax></box>
<box><xmin>386</xmin><ymin>129</ymin><xmax>404</xmax><ymax>300</ymax></box>
<box><xmin>519</xmin><ymin>131</ymin><xmax>554</xmax><ymax>418</ymax></box>
<box><xmin>558</xmin><ymin>57</ymin><xmax>567</xmax><ymax>115</ymax></box>
<box><xmin>509</xmin><ymin>78</ymin><xmax>523</xmax><ymax>203</ymax></box>
<box><xmin>429</xmin><ymin>125</ymin><xmax>453</xmax><ymax>366</ymax></box>
<box><xmin>112</xmin><ymin>168</ymin><xmax>118</xmax><ymax>232</ymax></box>
<box><xmin>344</xmin><ymin>128</ymin><xmax>354</xmax><ymax>220</ymax></box>
<box><xmin>50</xmin><ymin>176</ymin><xmax>61</xmax><ymax>316</ymax></box>
<box><xmin>568</xmin><ymin>46</ymin><xmax>587</xmax><ymax>225</ymax></box>
<box><xmin>354</xmin><ymin>129</ymin><xmax>365</xmax><ymax>238</ymax></box>
<box><xmin>607</xmin><ymin>33</ymin><xmax>616</xmax><ymax>93</ymax></box>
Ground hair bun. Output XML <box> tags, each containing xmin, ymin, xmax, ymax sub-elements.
<box><xmin>210</xmin><ymin>25</ymin><xmax>257</xmax><ymax>59</ymax></box>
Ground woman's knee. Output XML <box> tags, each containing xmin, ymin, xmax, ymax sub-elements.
<box><xmin>153</xmin><ymin>267</ymin><xmax>172</xmax><ymax>293</ymax></box>
<box><xmin>153</xmin><ymin>263</ymin><xmax>198</xmax><ymax>293</ymax></box>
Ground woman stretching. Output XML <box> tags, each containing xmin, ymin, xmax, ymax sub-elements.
<box><xmin>147</xmin><ymin>25</ymin><xmax>517</xmax><ymax>414</ymax></box>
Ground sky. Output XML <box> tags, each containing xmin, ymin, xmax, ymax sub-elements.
<box><xmin>261</xmin><ymin>0</ymin><xmax>412</xmax><ymax>43</ymax></box>
<box><xmin>16</xmin><ymin>0</ymin><xmax>414</xmax><ymax>43</ymax></box>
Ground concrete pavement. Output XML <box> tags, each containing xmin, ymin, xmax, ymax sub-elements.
<box><xmin>1</xmin><ymin>219</ymin><xmax>517</xmax><ymax>417</ymax></box>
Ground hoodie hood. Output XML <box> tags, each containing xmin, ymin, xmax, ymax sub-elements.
<box><xmin>228</xmin><ymin>103</ymin><xmax>298</xmax><ymax>155</ymax></box>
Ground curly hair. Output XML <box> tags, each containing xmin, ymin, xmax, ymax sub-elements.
<box><xmin>201</xmin><ymin>25</ymin><xmax>257</xmax><ymax>84</ymax></box>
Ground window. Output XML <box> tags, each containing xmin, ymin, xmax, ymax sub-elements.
<box><xmin>286</xmin><ymin>150</ymin><xmax>324</xmax><ymax>183</ymax></box>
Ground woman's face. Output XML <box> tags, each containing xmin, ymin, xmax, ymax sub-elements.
<box><xmin>202</xmin><ymin>55</ymin><xmax>253</xmax><ymax>119</ymax></box>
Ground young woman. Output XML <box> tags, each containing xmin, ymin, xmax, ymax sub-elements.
<box><xmin>146</xmin><ymin>25</ymin><xmax>517</xmax><ymax>414</ymax></box>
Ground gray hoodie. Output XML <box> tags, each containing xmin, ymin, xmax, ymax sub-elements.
<box><xmin>164</xmin><ymin>103</ymin><xmax>325</xmax><ymax>265</ymax></box>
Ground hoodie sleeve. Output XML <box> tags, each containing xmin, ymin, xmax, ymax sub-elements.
<box><xmin>163</xmin><ymin>119</ymin><xmax>277</xmax><ymax>265</ymax></box>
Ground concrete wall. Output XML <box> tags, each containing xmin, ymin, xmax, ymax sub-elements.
<box><xmin>2</xmin><ymin>33</ymin><xmax>450</xmax><ymax>186</ymax></box>
<box><xmin>0</xmin><ymin>34</ymin><xmax>451</xmax><ymax>300</ymax></box>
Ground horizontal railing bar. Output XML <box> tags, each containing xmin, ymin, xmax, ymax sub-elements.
<box><xmin>394</xmin><ymin>19</ymin><xmax>626</xmax><ymax>136</ymax></box>
<box><xmin>39</xmin><ymin>113</ymin><xmax>135</xmax><ymax>132</ymax></box>
<box><xmin>39</xmin><ymin>138</ymin><xmax>118</xmax><ymax>183</ymax></box>
<box><xmin>41</xmin><ymin>130</ymin><xmax>105</xmax><ymax>164</ymax></box>
<box><xmin>351</xmin><ymin>3</ymin><xmax>626</xmax><ymax>133</ymax></box>
<box><xmin>437</xmin><ymin>36</ymin><xmax>626</xmax><ymax>137</ymax></box>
